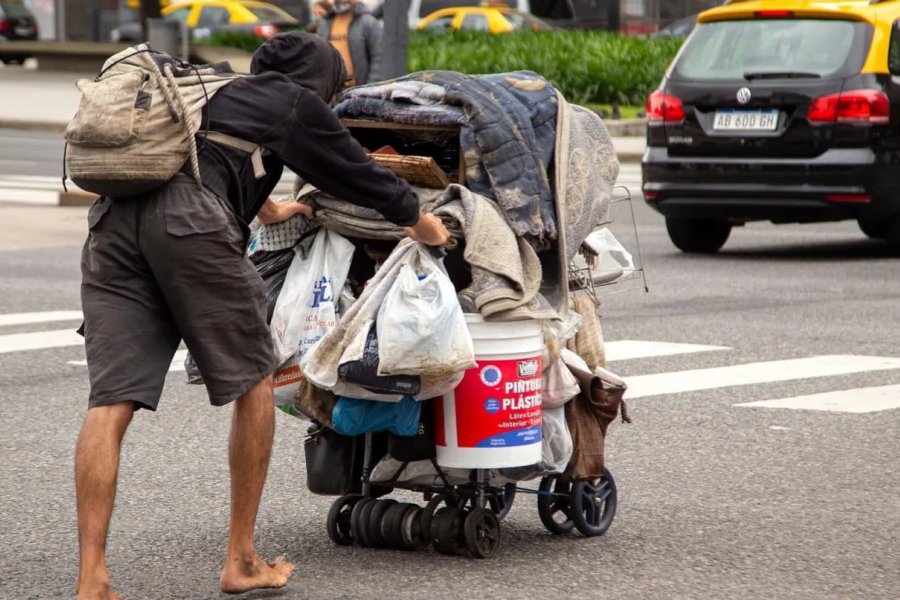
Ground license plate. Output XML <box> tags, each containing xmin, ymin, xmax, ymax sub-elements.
<box><xmin>15</xmin><ymin>25</ymin><xmax>33</xmax><ymax>36</ymax></box>
<box><xmin>713</xmin><ymin>110</ymin><xmax>778</xmax><ymax>131</ymax></box>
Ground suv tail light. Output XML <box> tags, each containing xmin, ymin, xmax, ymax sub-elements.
<box><xmin>646</xmin><ymin>90</ymin><xmax>685</xmax><ymax>124</ymax></box>
<box><xmin>254</xmin><ymin>24</ymin><xmax>278</xmax><ymax>38</ymax></box>
<box><xmin>808</xmin><ymin>90</ymin><xmax>890</xmax><ymax>125</ymax></box>
<box><xmin>0</xmin><ymin>19</ymin><xmax>9</xmax><ymax>33</ymax></box>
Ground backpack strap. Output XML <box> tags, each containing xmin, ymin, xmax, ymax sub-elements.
<box><xmin>202</xmin><ymin>131</ymin><xmax>270</xmax><ymax>179</ymax></box>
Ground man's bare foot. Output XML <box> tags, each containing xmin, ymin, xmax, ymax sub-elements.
<box><xmin>75</xmin><ymin>579</ymin><xmax>120</xmax><ymax>600</ymax></box>
<box><xmin>220</xmin><ymin>555</ymin><xmax>294</xmax><ymax>595</ymax></box>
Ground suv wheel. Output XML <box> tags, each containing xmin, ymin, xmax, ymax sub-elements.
<box><xmin>858</xmin><ymin>217</ymin><xmax>887</xmax><ymax>239</ymax></box>
<box><xmin>665</xmin><ymin>217</ymin><xmax>731</xmax><ymax>253</ymax></box>
<box><xmin>885</xmin><ymin>214</ymin><xmax>900</xmax><ymax>248</ymax></box>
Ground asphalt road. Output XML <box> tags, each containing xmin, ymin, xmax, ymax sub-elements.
<box><xmin>1</xmin><ymin>163</ymin><xmax>899</xmax><ymax>600</ymax></box>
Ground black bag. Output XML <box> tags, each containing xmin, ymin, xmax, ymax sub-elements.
<box><xmin>249</xmin><ymin>248</ymin><xmax>295</xmax><ymax>323</ymax></box>
<box><xmin>338</xmin><ymin>321</ymin><xmax>421</xmax><ymax>396</ymax></box>
<box><xmin>304</xmin><ymin>421</ymin><xmax>363</xmax><ymax>496</ymax></box>
<box><xmin>387</xmin><ymin>399</ymin><xmax>436</xmax><ymax>463</ymax></box>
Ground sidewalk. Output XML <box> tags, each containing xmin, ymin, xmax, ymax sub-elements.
<box><xmin>0</xmin><ymin>64</ymin><xmax>646</xmax><ymax>205</ymax></box>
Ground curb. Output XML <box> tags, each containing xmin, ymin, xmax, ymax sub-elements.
<box><xmin>0</xmin><ymin>119</ymin><xmax>66</xmax><ymax>133</ymax></box>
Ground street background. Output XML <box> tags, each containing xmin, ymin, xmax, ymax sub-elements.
<box><xmin>1</xmin><ymin>61</ymin><xmax>899</xmax><ymax>599</ymax></box>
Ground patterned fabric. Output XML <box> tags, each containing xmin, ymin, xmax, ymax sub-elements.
<box><xmin>249</xmin><ymin>210</ymin><xmax>318</xmax><ymax>254</ymax></box>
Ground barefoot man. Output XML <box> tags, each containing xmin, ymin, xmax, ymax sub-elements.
<box><xmin>74</xmin><ymin>32</ymin><xmax>449</xmax><ymax>599</ymax></box>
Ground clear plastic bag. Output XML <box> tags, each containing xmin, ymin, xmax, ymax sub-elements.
<box><xmin>375</xmin><ymin>245</ymin><xmax>475</xmax><ymax>376</ymax></box>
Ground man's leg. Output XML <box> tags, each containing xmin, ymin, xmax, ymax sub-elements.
<box><xmin>75</xmin><ymin>401</ymin><xmax>136</xmax><ymax>600</ymax></box>
<box><xmin>219</xmin><ymin>376</ymin><xmax>294</xmax><ymax>594</ymax></box>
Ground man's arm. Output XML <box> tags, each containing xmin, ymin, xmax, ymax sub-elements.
<box><xmin>279</xmin><ymin>89</ymin><xmax>425</xmax><ymax>226</ymax></box>
<box><xmin>257</xmin><ymin>198</ymin><xmax>314</xmax><ymax>225</ymax></box>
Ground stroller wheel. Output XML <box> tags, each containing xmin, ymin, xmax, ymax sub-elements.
<box><xmin>487</xmin><ymin>483</ymin><xmax>516</xmax><ymax>521</ymax></box>
<box><xmin>366</xmin><ymin>499</ymin><xmax>397</xmax><ymax>548</ymax></box>
<box><xmin>401</xmin><ymin>505</ymin><xmax>428</xmax><ymax>551</ymax></box>
<box><xmin>381</xmin><ymin>502</ymin><xmax>415</xmax><ymax>550</ymax></box>
<box><xmin>570</xmin><ymin>468</ymin><xmax>617</xmax><ymax>537</ymax></box>
<box><xmin>463</xmin><ymin>507</ymin><xmax>502</xmax><ymax>559</ymax></box>
<box><xmin>352</xmin><ymin>498</ymin><xmax>376</xmax><ymax>547</ymax></box>
<box><xmin>326</xmin><ymin>494</ymin><xmax>361</xmax><ymax>546</ymax></box>
<box><xmin>431</xmin><ymin>506</ymin><xmax>465</xmax><ymax>556</ymax></box>
<box><xmin>419</xmin><ymin>493</ymin><xmax>447</xmax><ymax>545</ymax></box>
<box><xmin>537</xmin><ymin>476</ymin><xmax>575</xmax><ymax>535</ymax></box>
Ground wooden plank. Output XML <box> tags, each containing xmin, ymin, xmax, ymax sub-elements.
<box><xmin>341</xmin><ymin>118</ymin><xmax>459</xmax><ymax>132</ymax></box>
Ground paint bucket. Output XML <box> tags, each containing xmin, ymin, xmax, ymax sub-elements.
<box><xmin>435</xmin><ymin>315</ymin><xmax>543</xmax><ymax>469</ymax></box>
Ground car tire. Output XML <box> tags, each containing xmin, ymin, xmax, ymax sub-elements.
<box><xmin>858</xmin><ymin>217</ymin><xmax>887</xmax><ymax>239</ymax></box>
<box><xmin>884</xmin><ymin>214</ymin><xmax>900</xmax><ymax>248</ymax></box>
<box><xmin>665</xmin><ymin>217</ymin><xmax>731</xmax><ymax>253</ymax></box>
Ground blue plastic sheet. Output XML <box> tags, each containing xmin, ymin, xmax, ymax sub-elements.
<box><xmin>332</xmin><ymin>395</ymin><xmax>422</xmax><ymax>437</ymax></box>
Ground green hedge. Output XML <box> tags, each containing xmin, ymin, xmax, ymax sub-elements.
<box><xmin>200</xmin><ymin>30</ymin><xmax>683</xmax><ymax>105</ymax></box>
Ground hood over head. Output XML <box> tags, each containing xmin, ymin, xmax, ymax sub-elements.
<box><xmin>250</xmin><ymin>31</ymin><xmax>346</xmax><ymax>102</ymax></box>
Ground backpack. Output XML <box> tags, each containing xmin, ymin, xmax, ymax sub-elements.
<box><xmin>64</xmin><ymin>44</ymin><xmax>267</xmax><ymax>198</ymax></box>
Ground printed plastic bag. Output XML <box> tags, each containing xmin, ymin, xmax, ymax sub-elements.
<box><xmin>331</xmin><ymin>395</ymin><xmax>422</xmax><ymax>437</ymax></box>
<box><xmin>270</xmin><ymin>228</ymin><xmax>354</xmax><ymax>365</ymax></box>
<box><xmin>376</xmin><ymin>246</ymin><xmax>475</xmax><ymax>376</ymax></box>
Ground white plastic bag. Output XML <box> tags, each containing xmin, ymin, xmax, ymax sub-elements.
<box><xmin>574</xmin><ymin>227</ymin><xmax>635</xmax><ymax>285</ymax></box>
<box><xmin>376</xmin><ymin>246</ymin><xmax>475</xmax><ymax>376</ymax></box>
<box><xmin>269</xmin><ymin>228</ymin><xmax>354</xmax><ymax>365</ymax></box>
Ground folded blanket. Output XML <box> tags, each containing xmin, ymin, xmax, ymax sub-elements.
<box><xmin>433</xmin><ymin>185</ymin><xmax>557</xmax><ymax>321</ymax></box>
<box><xmin>337</xmin><ymin>70</ymin><xmax>558</xmax><ymax>244</ymax></box>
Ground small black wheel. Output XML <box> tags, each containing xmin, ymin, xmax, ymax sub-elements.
<box><xmin>463</xmin><ymin>507</ymin><xmax>502</xmax><ymax>559</ymax></box>
<box><xmin>537</xmin><ymin>476</ymin><xmax>575</xmax><ymax>535</ymax></box>
<box><xmin>570</xmin><ymin>468</ymin><xmax>618</xmax><ymax>537</ymax></box>
<box><xmin>419</xmin><ymin>493</ymin><xmax>446</xmax><ymax>544</ymax></box>
<box><xmin>381</xmin><ymin>502</ymin><xmax>414</xmax><ymax>550</ymax></box>
<box><xmin>401</xmin><ymin>505</ymin><xmax>428</xmax><ymax>551</ymax></box>
<box><xmin>366</xmin><ymin>499</ymin><xmax>397</xmax><ymax>548</ymax></box>
<box><xmin>349</xmin><ymin>497</ymin><xmax>374</xmax><ymax>547</ymax></box>
<box><xmin>355</xmin><ymin>499</ymin><xmax>378</xmax><ymax>547</ymax></box>
<box><xmin>326</xmin><ymin>494</ymin><xmax>361</xmax><ymax>546</ymax></box>
<box><xmin>665</xmin><ymin>217</ymin><xmax>731</xmax><ymax>253</ymax></box>
<box><xmin>431</xmin><ymin>506</ymin><xmax>465</xmax><ymax>556</ymax></box>
<box><xmin>487</xmin><ymin>483</ymin><xmax>516</xmax><ymax>521</ymax></box>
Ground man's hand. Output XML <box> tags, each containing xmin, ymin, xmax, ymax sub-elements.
<box><xmin>257</xmin><ymin>198</ymin><xmax>314</xmax><ymax>225</ymax></box>
<box><xmin>404</xmin><ymin>212</ymin><xmax>450</xmax><ymax>247</ymax></box>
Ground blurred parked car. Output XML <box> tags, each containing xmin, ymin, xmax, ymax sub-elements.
<box><xmin>417</xmin><ymin>6</ymin><xmax>552</xmax><ymax>33</ymax></box>
<box><xmin>111</xmin><ymin>0</ymin><xmax>299</xmax><ymax>43</ymax></box>
<box><xmin>652</xmin><ymin>14</ymin><xmax>697</xmax><ymax>38</ymax></box>
<box><xmin>0</xmin><ymin>1</ymin><xmax>38</xmax><ymax>64</ymax></box>
<box><xmin>642</xmin><ymin>0</ymin><xmax>900</xmax><ymax>252</ymax></box>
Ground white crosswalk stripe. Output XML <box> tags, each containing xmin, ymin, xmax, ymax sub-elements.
<box><xmin>623</xmin><ymin>355</ymin><xmax>900</xmax><ymax>399</ymax></box>
<box><xmin>2</xmin><ymin>311</ymin><xmax>899</xmax><ymax>413</ymax></box>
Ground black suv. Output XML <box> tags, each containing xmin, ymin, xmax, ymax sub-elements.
<box><xmin>642</xmin><ymin>1</ymin><xmax>900</xmax><ymax>252</ymax></box>
<box><xmin>0</xmin><ymin>1</ymin><xmax>38</xmax><ymax>64</ymax></box>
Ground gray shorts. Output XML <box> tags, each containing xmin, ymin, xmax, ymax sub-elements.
<box><xmin>80</xmin><ymin>175</ymin><xmax>275</xmax><ymax>410</ymax></box>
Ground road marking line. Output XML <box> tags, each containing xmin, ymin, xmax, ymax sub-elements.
<box><xmin>0</xmin><ymin>311</ymin><xmax>82</xmax><ymax>327</ymax></box>
<box><xmin>624</xmin><ymin>355</ymin><xmax>900</xmax><ymax>399</ymax></box>
<box><xmin>67</xmin><ymin>349</ymin><xmax>189</xmax><ymax>373</ymax></box>
<box><xmin>606</xmin><ymin>340</ymin><xmax>729</xmax><ymax>362</ymax></box>
<box><xmin>0</xmin><ymin>328</ymin><xmax>82</xmax><ymax>353</ymax></box>
<box><xmin>735</xmin><ymin>384</ymin><xmax>900</xmax><ymax>413</ymax></box>
<box><xmin>0</xmin><ymin>188</ymin><xmax>58</xmax><ymax>205</ymax></box>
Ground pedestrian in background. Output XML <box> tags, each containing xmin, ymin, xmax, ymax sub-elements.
<box><xmin>316</xmin><ymin>0</ymin><xmax>384</xmax><ymax>86</ymax></box>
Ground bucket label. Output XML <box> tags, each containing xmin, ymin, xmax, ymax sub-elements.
<box><xmin>454</xmin><ymin>357</ymin><xmax>543</xmax><ymax>449</ymax></box>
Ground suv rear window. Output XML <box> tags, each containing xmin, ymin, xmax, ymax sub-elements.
<box><xmin>673</xmin><ymin>19</ymin><xmax>866</xmax><ymax>80</ymax></box>
<box><xmin>0</xmin><ymin>3</ymin><xmax>32</xmax><ymax>18</ymax></box>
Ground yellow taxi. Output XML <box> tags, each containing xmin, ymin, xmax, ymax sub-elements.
<box><xmin>113</xmin><ymin>0</ymin><xmax>297</xmax><ymax>42</ymax></box>
<box><xmin>643</xmin><ymin>0</ymin><xmax>900</xmax><ymax>251</ymax></box>
<box><xmin>417</xmin><ymin>6</ymin><xmax>551</xmax><ymax>33</ymax></box>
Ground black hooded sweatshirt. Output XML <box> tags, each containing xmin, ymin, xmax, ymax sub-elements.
<box><xmin>194</xmin><ymin>32</ymin><xmax>419</xmax><ymax>230</ymax></box>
